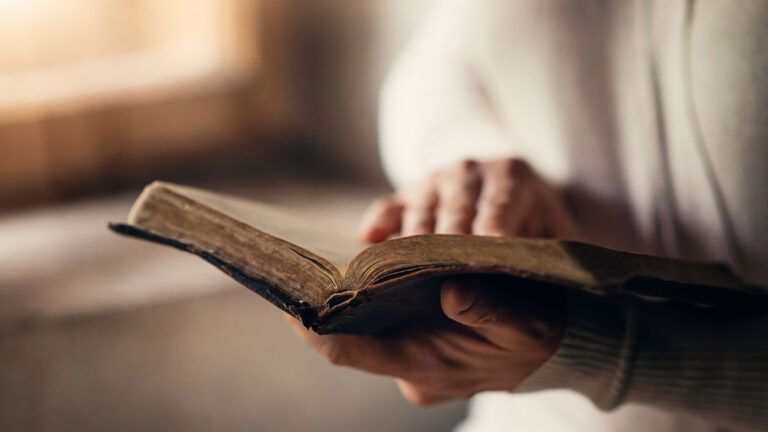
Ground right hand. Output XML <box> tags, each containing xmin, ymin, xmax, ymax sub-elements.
<box><xmin>359</xmin><ymin>157</ymin><xmax>585</xmax><ymax>243</ymax></box>
<box><xmin>288</xmin><ymin>275</ymin><xmax>564</xmax><ymax>406</ymax></box>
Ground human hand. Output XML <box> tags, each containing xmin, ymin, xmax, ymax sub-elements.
<box><xmin>288</xmin><ymin>276</ymin><xmax>564</xmax><ymax>405</ymax></box>
<box><xmin>359</xmin><ymin>157</ymin><xmax>584</xmax><ymax>242</ymax></box>
<box><xmin>290</xmin><ymin>157</ymin><xmax>573</xmax><ymax>405</ymax></box>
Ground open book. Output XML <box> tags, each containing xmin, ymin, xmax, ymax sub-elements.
<box><xmin>110</xmin><ymin>182</ymin><xmax>767</xmax><ymax>334</ymax></box>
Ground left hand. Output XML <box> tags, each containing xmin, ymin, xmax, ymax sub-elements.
<box><xmin>288</xmin><ymin>276</ymin><xmax>564</xmax><ymax>405</ymax></box>
<box><xmin>358</xmin><ymin>158</ymin><xmax>585</xmax><ymax>242</ymax></box>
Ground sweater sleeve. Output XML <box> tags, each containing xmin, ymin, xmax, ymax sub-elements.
<box><xmin>517</xmin><ymin>293</ymin><xmax>768</xmax><ymax>431</ymax></box>
<box><xmin>378</xmin><ymin>0</ymin><xmax>515</xmax><ymax>189</ymax></box>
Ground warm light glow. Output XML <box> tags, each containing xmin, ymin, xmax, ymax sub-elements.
<box><xmin>0</xmin><ymin>0</ymin><xmax>252</xmax><ymax>120</ymax></box>
<box><xmin>0</xmin><ymin>0</ymin><xmax>42</xmax><ymax>15</ymax></box>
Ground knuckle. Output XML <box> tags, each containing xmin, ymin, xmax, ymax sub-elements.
<box><xmin>499</xmin><ymin>157</ymin><xmax>530</xmax><ymax>177</ymax></box>
<box><xmin>440</xmin><ymin>159</ymin><xmax>479</xmax><ymax>181</ymax></box>
<box><xmin>455</xmin><ymin>159</ymin><xmax>478</xmax><ymax>174</ymax></box>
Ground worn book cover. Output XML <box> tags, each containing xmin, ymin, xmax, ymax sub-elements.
<box><xmin>110</xmin><ymin>182</ymin><xmax>768</xmax><ymax>334</ymax></box>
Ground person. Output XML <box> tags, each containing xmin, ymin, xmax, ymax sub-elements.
<box><xmin>289</xmin><ymin>1</ymin><xmax>768</xmax><ymax>430</ymax></box>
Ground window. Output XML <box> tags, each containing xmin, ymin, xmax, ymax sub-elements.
<box><xmin>0</xmin><ymin>0</ymin><xmax>258</xmax><ymax>117</ymax></box>
<box><xmin>0</xmin><ymin>0</ymin><xmax>293</xmax><ymax>208</ymax></box>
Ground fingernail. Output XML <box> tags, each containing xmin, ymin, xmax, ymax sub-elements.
<box><xmin>361</xmin><ymin>226</ymin><xmax>383</xmax><ymax>243</ymax></box>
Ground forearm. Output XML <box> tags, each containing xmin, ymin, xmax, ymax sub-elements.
<box><xmin>520</xmin><ymin>293</ymin><xmax>768</xmax><ymax>431</ymax></box>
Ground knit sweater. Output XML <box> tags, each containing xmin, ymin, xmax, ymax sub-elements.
<box><xmin>378</xmin><ymin>1</ymin><xmax>768</xmax><ymax>430</ymax></box>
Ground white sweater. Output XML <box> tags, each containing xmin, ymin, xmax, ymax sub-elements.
<box><xmin>378</xmin><ymin>1</ymin><xmax>768</xmax><ymax>430</ymax></box>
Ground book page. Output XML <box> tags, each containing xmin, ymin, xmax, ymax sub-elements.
<box><xmin>155</xmin><ymin>183</ymin><xmax>366</xmax><ymax>273</ymax></box>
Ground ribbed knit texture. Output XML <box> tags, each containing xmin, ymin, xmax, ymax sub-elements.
<box><xmin>519</xmin><ymin>294</ymin><xmax>768</xmax><ymax>431</ymax></box>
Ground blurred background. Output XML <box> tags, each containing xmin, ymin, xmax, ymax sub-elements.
<box><xmin>0</xmin><ymin>1</ymin><xmax>468</xmax><ymax>431</ymax></box>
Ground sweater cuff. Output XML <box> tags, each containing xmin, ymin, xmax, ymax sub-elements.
<box><xmin>516</xmin><ymin>294</ymin><xmax>637</xmax><ymax>410</ymax></box>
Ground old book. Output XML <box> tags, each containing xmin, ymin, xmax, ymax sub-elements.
<box><xmin>110</xmin><ymin>181</ymin><xmax>767</xmax><ymax>334</ymax></box>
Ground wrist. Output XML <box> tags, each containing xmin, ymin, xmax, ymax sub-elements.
<box><xmin>515</xmin><ymin>293</ymin><xmax>635</xmax><ymax>410</ymax></box>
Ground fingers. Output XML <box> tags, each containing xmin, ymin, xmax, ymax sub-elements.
<box><xmin>287</xmin><ymin>316</ymin><xmax>411</xmax><ymax>377</ymax></box>
<box><xmin>286</xmin><ymin>316</ymin><xmax>481</xmax><ymax>387</ymax></box>
<box><xmin>359</xmin><ymin>195</ymin><xmax>404</xmax><ymax>243</ymax></box>
<box><xmin>473</xmin><ymin>158</ymin><xmax>533</xmax><ymax>237</ymax></box>
<box><xmin>287</xmin><ymin>317</ymin><xmax>458</xmax><ymax>406</ymax></box>
<box><xmin>359</xmin><ymin>157</ymin><xmax>574</xmax><ymax>241</ymax></box>
<box><xmin>538</xmin><ymin>183</ymin><xmax>587</xmax><ymax>241</ymax></box>
<box><xmin>434</xmin><ymin>160</ymin><xmax>481</xmax><ymax>234</ymax></box>
<box><xmin>400</xmin><ymin>160</ymin><xmax>481</xmax><ymax>236</ymax></box>
<box><xmin>401</xmin><ymin>180</ymin><xmax>439</xmax><ymax>236</ymax></box>
<box><xmin>379</xmin><ymin>159</ymin><xmax>483</xmax><ymax>237</ymax></box>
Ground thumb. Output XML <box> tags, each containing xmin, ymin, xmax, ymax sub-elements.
<box><xmin>440</xmin><ymin>276</ymin><xmax>509</xmax><ymax>333</ymax></box>
<box><xmin>440</xmin><ymin>276</ymin><xmax>564</xmax><ymax>346</ymax></box>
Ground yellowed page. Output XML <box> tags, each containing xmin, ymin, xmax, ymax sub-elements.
<box><xmin>137</xmin><ymin>182</ymin><xmax>365</xmax><ymax>274</ymax></box>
